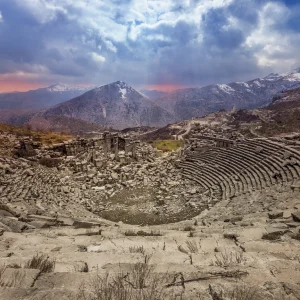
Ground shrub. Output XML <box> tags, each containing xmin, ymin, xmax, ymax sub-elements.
<box><xmin>129</xmin><ymin>246</ymin><xmax>146</xmax><ymax>255</ymax></box>
<box><xmin>73</xmin><ymin>262</ymin><xmax>89</xmax><ymax>273</ymax></box>
<box><xmin>229</xmin><ymin>284</ymin><xmax>260</xmax><ymax>300</ymax></box>
<box><xmin>183</xmin><ymin>226</ymin><xmax>195</xmax><ymax>232</ymax></box>
<box><xmin>75</xmin><ymin>260</ymin><xmax>174</xmax><ymax>300</ymax></box>
<box><xmin>25</xmin><ymin>254</ymin><xmax>56</xmax><ymax>273</ymax></box>
<box><xmin>185</xmin><ymin>240</ymin><xmax>201</xmax><ymax>253</ymax></box>
<box><xmin>213</xmin><ymin>250</ymin><xmax>245</xmax><ymax>268</ymax></box>
<box><xmin>188</xmin><ymin>231</ymin><xmax>194</xmax><ymax>237</ymax></box>
<box><xmin>125</xmin><ymin>259</ymin><xmax>153</xmax><ymax>289</ymax></box>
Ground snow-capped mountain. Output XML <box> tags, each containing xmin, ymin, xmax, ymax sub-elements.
<box><xmin>44</xmin><ymin>81</ymin><xmax>175</xmax><ymax>129</ymax></box>
<box><xmin>46</xmin><ymin>83</ymin><xmax>94</xmax><ymax>93</ymax></box>
<box><xmin>0</xmin><ymin>83</ymin><xmax>96</xmax><ymax>110</ymax></box>
<box><xmin>153</xmin><ymin>68</ymin><xmax>300</xmax><ymax>121</ymax></box>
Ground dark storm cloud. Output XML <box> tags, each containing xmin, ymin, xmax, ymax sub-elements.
<box><xmin>0</xmin><ymin>0</ymin><xmax>299</xmax><ymax>88</ymax></box>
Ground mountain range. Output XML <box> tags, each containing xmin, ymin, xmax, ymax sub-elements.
<box><xmin>1</xmin><ymin>68</ymin><xmax>300</xmax><ymax>131</ymax></box>
<box><xmin>153</xmin><ymin>68</ymin><xmax>300</xmax><ymax>121</ymax></box>
<box><xmin>0</xmin><ymin>83</ymin><xmax>94</xmax><ymax>110</ymax></box>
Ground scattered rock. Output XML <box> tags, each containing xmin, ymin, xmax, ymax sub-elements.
<box><xmin>223</xmin><ymin>232</ymin><xmax>239</xmax><ymax>240</ymax></box>
<box><xmin>262</xmin><ymin>229</ymin><xmax>289</xmax><ymax>241</ymax></box>
<box><xmin>268</xmin><ymin>211</ymin><xmax>284</xmax><ymax>219</ymax></box>
<box><xmin>291</xmin><ymin>212</ymin><xmax>300</xmax><ymax>222</ymax></box>
<box><xmin>30</xmin><ymin>220</ymin><xmax>56</xmax><ymax>229</ymax></box>
<box><xmin>77</xmin><ymin>245</ymin><xmax>87</xmax><ymax>252</ymax></box>
<box><xmin>73</xmin><ymin>220</ymin><xmax>101</xmax><ymax>229</ymax></box>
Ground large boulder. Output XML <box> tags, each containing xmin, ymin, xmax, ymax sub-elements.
<box><xmin>0</xmin><ymin>204</ymin><xmax>18</xmax><ymax>217</ymax></box>
<box><xmin>0</xmin><ymin>217</ymin><xmax>33</xmax><ymax>233</ymax></box>
<box><xmin>0</xmin><ymin>268</ymin><xmax>40</xmax><ymax>288</ymax></box>
<box><xmin>0</xmin><ymin>210</ymin><xmax>14</xmax><ymax>217</ymax></box>
<box><xmin>262</xmin><ymin>228</ymin><xmax>289</xmax><ymax>240</ymax></box>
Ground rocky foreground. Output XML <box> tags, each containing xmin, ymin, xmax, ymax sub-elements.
<box><xmin>0</xmin><ymin>180</ymin><xmax>300</xmax><ymax>299</ymax></box>
<box><xmin>0</xmin><ymin>123</ymin><xmax>300</xmax><ymax>299</ymax></box>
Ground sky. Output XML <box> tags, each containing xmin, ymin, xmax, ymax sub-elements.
<box><xmin>0</xmin><ymin>0</ymin><xmax>300</xmax><ymax>92</ymax></box>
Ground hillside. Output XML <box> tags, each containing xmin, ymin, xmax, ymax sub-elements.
<box><xmin>153</xmin><ymin>68</ymin><xmax>300</xmax><ymax>121</ymax></box>
<box><xmin>256</xmin><ymin>87</ymin><xmax>300</xmax><ymax>136</ymax></box>
<box><xmin>25</xmin><ymin>115</ymin><xmax>107</xmax><ymax>135</ymax></box>
<box><xmin>0</xmin><ymin>122</ymin><xmax>72</xmax><ymax>156</ymax></box>
<box><xmin>0</xmin><ymin>109</ymin><xmax>37</xmax><ymax>126</ymax></box>
<box><xmin>1</xmin><ymin>107</ymin><xmax>300</xmax><ymax>300</ymax></box>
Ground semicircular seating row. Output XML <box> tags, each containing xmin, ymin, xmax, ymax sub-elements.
<box><xmin>179</xmin><ymin>138</ymin><xmax>300</xmax><ymax>200</ymax></box>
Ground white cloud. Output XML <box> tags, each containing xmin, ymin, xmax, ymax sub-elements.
<box><xmin>103</xmin><ymin>40</ymin><xmax>118</xmax><ymax>53</ymax></box>
<box><xmin>0</xmin><ymin>11</ymin><xmax>3</xmax><ymax>22</ymax></box>
<box><xmin>1</xmin><ymin>0</ymin><xmax>300</xmax><ymax>87</ymax></box>
<box><xmin>90</xmin><ymin>52</ymin><xmax>106</xmax><ymax>64</ymax></box>
<box><xmin>15</xmin><ymin>0</ymin><xmax>68</xmax><ymax>23</ymax></box>
<box><xmin>244</xmin><ymin>2</ymin><xmax>300</xmax><ymax>71</ymax></box>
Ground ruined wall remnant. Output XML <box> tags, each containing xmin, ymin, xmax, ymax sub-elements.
<box><xmin>103</xmin><ymin>132</ymin><xmax>137</xmax><ymax>160</ymax></box>
<box><xmin>16</xmin><ymin>138</ymin><xmax>39</xmax><ymax>157</ymax></box>
<box><xmin>17</xmin><ymin>132</ymin><xmax>141</xmax><ymax>167</ymax></box>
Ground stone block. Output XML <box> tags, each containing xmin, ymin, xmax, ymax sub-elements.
<box><xmin>268</xmin><ymin>211</ymin><xmax>284</xmax><ymax>219</ymax></box>
<box><xmin>0</xmin><ymin>268</ymin><xmax>40</xmax><ymax>288</ymax></box>
<box><xmin>73</xmin><ymin>220</ymin><xmax>101</xmax><ymax>229</ymax></box>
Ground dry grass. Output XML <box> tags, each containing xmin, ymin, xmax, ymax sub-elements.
<box><xmin>6</xmin><ymin>263</ymin><xmax>22</xmax><ymax>269</ymax></box>
<box><xmin>183</xmin><ymin>226</ymin><xmax>195</xmax><ymax>232</ymax></box>
<box><xmin>153</xmin><ymin>140</ymin><xmax>184</xmax><ymax>152</ymax></box>
<box><xmin>0</xmin><ymin>264</ymin><xmax>6</xmax><ymax>280</ymax></box>
<box><xmin>188</xmin><ymin>231</ymin><xmax>195</xmax><ymax>237</ymax></box>
<box><xmin>177</xmin><ymin>240</ymin><xmax>201</xmax><ymax>255</ymax></box>
<box><xmin>75</xmin><ymin>259</ymin><xmax>175</xmax><ymax>300</ymax></box>
<box><xmin>228</xmin><ymin>285</ymin><xmax>260</xmax><ymax>300</ymax></box>
<box><xmin>73</xmin><ymin>262</ymin><xmax>89</xmax><ymax>273</ymax></box>
<box><xmin>213</xmin><ymin>250</ymin><xmax>245</xmax><ymax>268</ymax></box>
<box><xmin>125</xmin><ymin>260</ymin><xmax>154</xmax><ymax>289</ymax></box>
<box><xmin>24</xmin><ymin>254</ymin><xmax>56</xmax><ymax>273</ymax></box>
<box><xmin>185</xmin><ymin>240</ymin><xmax>201</xmax><ymax>253</ymax></box>
<box><xmin>0</xmin><ymin>122</ymin><xmax>72</xmax><ymax>146</ymax></box>
<box><xmin>124</xmin><ymin>230</ymin><xmax>162</xmax><ymax>237</ymax></box>
<box><xmin>209</xmin><ymin>284</ymin><xmax>261</xmax><ymax>300</ymax></box>
<box><xmin>129</xmin><ymin>246</ymin><xmax>146</xmax><ymax>255</ymax></box>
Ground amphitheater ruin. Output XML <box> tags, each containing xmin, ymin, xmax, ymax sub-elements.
<box><xmin>1</xmin><ymin>123</ymin><xmax>300</xmax><ymax>299</ymax></box>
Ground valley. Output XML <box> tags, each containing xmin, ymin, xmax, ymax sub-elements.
<box><xmin>1</xmin><ymin>86</ymin><xmax>300</xmax><ymax>299</ymax></box>
<box><xmin>2</xmin><ymin>1</ymin><xmax>300</xmax><ymax>298</ymax></box>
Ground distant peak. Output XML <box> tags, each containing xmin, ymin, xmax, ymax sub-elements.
<box><xmin>46</xmin><ymin>83</ymin><xmax>92</xmax><ymax>92</ymax></box>
<box><xmin>281</xmin><ymin>68</ymin><xmax>300</xmax><ymax>81</ymax></box>
<box><xmin>263</xmin><ymin>73</ymin><xmax>282</xmax><ymax>81</ymax></box>
<box><xmin>113</xmin><ymin>81</ymin><xmax>128</xmax><ymax>87</ymax></box>
<box><xmin>291</xmin><ymin>67</ymin><xmax>300</xmax><ymax>74</ymax></box>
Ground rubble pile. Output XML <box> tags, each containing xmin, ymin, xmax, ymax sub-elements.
<box><xmin>1</xmin><ymin>132</ymin><xmax>206</xmax><ymax>224</ymax></box>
